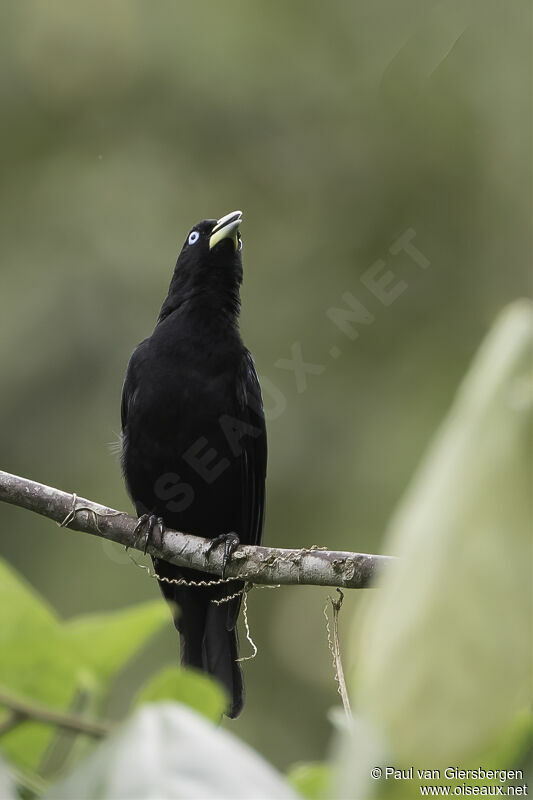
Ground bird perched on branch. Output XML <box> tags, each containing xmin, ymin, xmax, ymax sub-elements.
<box><xmin>121</xmin><ymin>211</ymin><xmax>267</xmax><ymax>718</ymax></box>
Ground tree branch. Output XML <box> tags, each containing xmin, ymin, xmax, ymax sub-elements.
<box><xmin>0</xmin><ymin>687</ymin><xmax>111</xmax><ymax>739</ymax></box>
<box><xmin>0</xmin><ymin>470</ymin><xmax>392</xmax><ymax>590</ymax></box>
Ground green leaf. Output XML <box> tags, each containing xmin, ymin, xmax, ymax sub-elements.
<box><xmin>0</xmin><ymin>558</ymin><xmax>88</xmax><ymax>771</ymax></box>
<box><xmin>351</xmin><ymin>300</ymin><xmax>533</xmax><ymax>766</ymax></box>
<box><xmin>134</xmin><ymin>666</ymin><xmax>227</xmax><ymax>723</ymax></box>
<box><xmin>45</xmin><ymin>703</ymin><xmax>299</xmax><ymax>799</ymax></box>
<box><xmin>63</xmin><ymin>601</ymin><xmax>168</xmax><ymax>685</ymax></box>
<box><xmin>0</xmin><ymin>555</ymin><xmax>58</xmax><ymax>634</ymax></box>
<box><xmin>478</xmin><ymin>709</ymin><xmax>533</xmax><ymax>769</ymax></box>
<box><xmin>287</xmin><ymin>762</ymin><xmax>331</xmax><ymax>799</ymax></box>
<box><xmin>0</xmin><ymin>559</ymin><xmax>167</xmax><ymax>773</ymax></box>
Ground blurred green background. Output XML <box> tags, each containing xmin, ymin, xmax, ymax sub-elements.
<box><xmin>0</xmin><ymin>0</ymin><xmax>530</xmax><ymax>771</ymax></box>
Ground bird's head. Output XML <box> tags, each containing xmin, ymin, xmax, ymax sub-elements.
<box><xmin>160</xmin><ymin>211</ymin><xmax>244</xmax><ymax>321</ymax></box>
<box><xmin>181</xmin><ymin>210</ymin><xmax>243</xmax><ymax>267</ymax></box>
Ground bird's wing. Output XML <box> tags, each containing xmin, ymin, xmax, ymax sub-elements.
<box><xmin>120</xmin><ymin>374</ymin><xmax>133</xmax><ymax>433</ymax></box>
<box><xmin>120</xmin><ymin>339</ymin><xmax>149</xmax><ymax>433</ymax></box>
<box><xmin>238</xmin><ymin>350</ymin><xmax>267</xmax><ymax>548</ymax></box>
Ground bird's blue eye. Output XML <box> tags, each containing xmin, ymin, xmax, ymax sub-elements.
<box><xmin>188</xmin><ymin>231</ymin><xmax>200</xmax><ymax>245</ymax></box>
<box><xmin>238</xmin><ymin>236</ymin><xmax>243</xmax><ymax>251</ymax></box>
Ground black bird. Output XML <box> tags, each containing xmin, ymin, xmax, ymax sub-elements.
<box><xmin>120</xmin><ymin>211</ymin><xmax>267</xmax><ymax>718</ymax></box>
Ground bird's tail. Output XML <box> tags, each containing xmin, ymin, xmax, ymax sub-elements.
<box><xmin>152</xmin><ymin>559</ymin><xmax>244</xmax><ymax>718</ymax></box>
<box><xmin>178</xmin><ymin>596</ymin><xmax>244</xmax><ymax>719</ymax></box>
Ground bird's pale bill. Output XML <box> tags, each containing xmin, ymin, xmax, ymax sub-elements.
<box><xmin>209</xmin><ymin>210</ymin><xmax>243</xmax><ymax>250</ymax></box>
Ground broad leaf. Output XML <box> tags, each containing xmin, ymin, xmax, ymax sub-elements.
<box><xmin>63</xmin><ymin>600</ymin><xmax>168</xmax><ymax>684</ymax></box>
<box><xmin>0</xmin><ymin>559</ymin><xmax>168</xmax><ymax>772</ymax></box>
<box><xmin>352</xmin><ymin>300</ymin><xmax>532</xmax><ymax>766</ymax></box>
<box><xmin>287</xmin><ymin>762</ymin><xmax>331</xmax><ymax>799</ymax></box>
<box><xmin>135</xmin><ymin>666</ymin><xmax>227</xmax><ymax>722</ymax></box>
<box><xmin>0</xmin><ymin>558</ymin><xmax>88</xmax><ymax>771</ymax></box>
<box><xmin>46</xmin><ymin>702</ymin><xmax>299</xmax><ymax>799</ymax></box>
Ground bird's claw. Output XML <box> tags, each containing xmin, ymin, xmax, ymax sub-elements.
<box><xmin>206</xmin><ymin>532</ymin><xmax>240</xmax><ymax>579</ymax></box>
<box><xmin>133</xmin><ymin>514</ymin><xmax>165</xmax><ymax>555</ymax></box>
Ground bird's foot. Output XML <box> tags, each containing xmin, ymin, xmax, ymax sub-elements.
<box><xmin>133</xmin><ymin>514</ymin><xmax>165</xmax><ymax>555</ymax></box>
<box><xmin>206</xmin><ymin>532</ymin><xmax>240</xmax><ymax>579</ymax></box>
